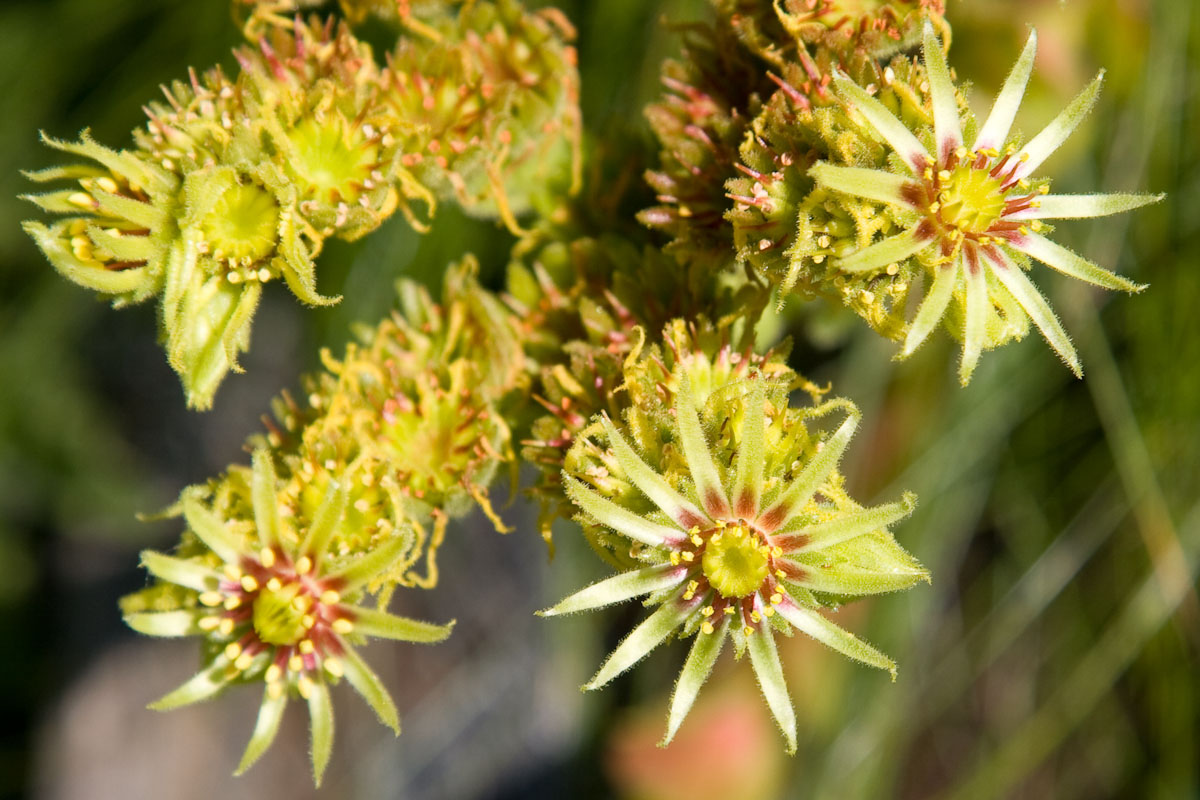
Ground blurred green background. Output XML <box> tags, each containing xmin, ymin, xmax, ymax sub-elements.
<box><xmin>1</xmin><ymin>0</ymin><xmax>1196</xmax><ymax>798</ymax></box>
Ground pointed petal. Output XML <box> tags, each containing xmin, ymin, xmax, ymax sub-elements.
<box><xmin>307</xmin><ymin>679</ymin><xmax>335</xmax><ymax>787</ymax></box>
<box><xmin>986</xmin><ymin>249</ymin><xmax>1082</xmax><ymax>376</ymax></box>
<box><xmin>139</xmin><ymin>549</ymin><xmax>220</xmax><ymax>592</ymax></box>
<box><xmin>250</xmin><ymin>448</ymin><xmax>282</xmax><ymax>550</ymax></box>
<box><xmin>675</xmin><ymin>372</ymin><xmax>730</xmax><ymax>518</ymax></box>
<box><xmin>906</xmin><ymin>262</ymin><xmax>958</xmax><ymax>357</ymax></box>
<box><xmin>1008</xmin><ymin>192</ymin><xmax>1164</xmax><ymax>221</ymax></box>
<box><xmin>788</xmin><ymin>560</ymin><xmax>929</xmax><ymax>595</ymax></box>
<box><xmin>24</xmin><ymin>221</ymin><xmax>152</xmax><ymax>295</ymax></box>
<box><xmin>759</xmin><ymin>406</ymin><xmax>860</xmax><ymax>532</ymax></box>
<box><xmin>776</xmin><ymin>600</ymin><xmax>896</xmax><ymax>676</ymax></box>
<box><xmin>836</xmin><ymin>226</ymin><xmax>932</xmax><ymax>274</ymax></box>
<box><xmin>181</xmin><ymin>491</ymin><xmax>242</xmax><ymax>564</ymax></box>
<box><xmin>346</xmin><ymin>607</ymin><xmax>454</xmax><ymax>643</ymax></box>
<box><xmin>124</xmin><ymin>610</ymin><xmax>201</xmax><ymax>637</ymax></box>
<box><xmin>1013</xmin><ymin>233</ymin><xmax>1145</xmax><ymax>292</ymax></box>
<box><xmin>959</xmin><ymin>258</ymin><xmax>990</xmax><ymax>384</ymax></box>
<box><xmin>974</xmin><ymin>29</ymin><xmax>1038</xmax><ymax>152</ymax></box>
<box><xmin>732</xmin><ymin>380</ymin><xmax>767</xmax><ymax>519</ymax></box>
<box><xmin>301</xmin><ymin>480</ymin><xmax>347</xmax><ymax>560</ymax></box>
<box><xmin>341</xmin><ymin>645</ymin><xmax>400</xmax><ymax>734</ymax></box>
<box><xmin>235</xmin><ymin>687</ymin><xmax>288</xmax><ymax>776</ymax></box>
<box><xmin>326</xmin><ymin>531</ymin><xmax>410</xmax><ymax>593</ymax></box>
<box><xmin>809</xmin><ymin>163</ymin><xmax>920</xmax><ymax>209</ymax></box>
<box><xmin>747</xmin><ymin>626</ymin><xmax>796</xmax><ymax>754</ymax></box>
<box><xmin>148</xmin><ymin>658</ymin><xmax>234</xmax><ymax>710</ymax></box>
<box><xmin>585</xmin><ymin>598</ymin><xmax>695</xmax><ymax>690</ymax></box>
<box><xmin>540</xmin><ymin>564</ymin><xmax>686</xmax><ymax>616</ymax></box>
<box><xmin>1014</xmin><ymin>71</ymin><xmax>1104</xmax><ymax>180</ymax></box>
<box><xmin>785</xmin><ymin>493</ymin><xmax>917</xmax><ymax>553</ymax></box>
<box><xmin>600</xmin><ymin>415</ymin><xmax>707</xmax><ymax>529</ymax></box>
<box><xmin>663</xmin><ymin>617</ymin><xmax>729</xmax><ymax>746</ymax></box>
<box><xmin>923</xmin><ymin>22</ymin><xmax>963</xmax><ymax>161</ymax></box>
<box><xmin>834</xmin><ymin>73</ymin><xmax>931</xmax><ymax>173</ymax></box>
<box><xmin>564</xmin><ymin>476</ymin><xmax>688</xmax><ymax>548</ymax></box>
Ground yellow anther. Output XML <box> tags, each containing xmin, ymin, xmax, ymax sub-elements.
<box><xmin>775</xmin><ymin>569</ymin><xmax>786</xmax><ymax>579</ymax></box>
<box><xmin>1039</xmin><ymin>185</ymin><xmax>1050</xmax><ymax>194</ymax></box>
<box><xmin>332</xmin><ymin>619</ymin><xmax>354</xmax><ymax>635</ymax></box>
<box><xmin>295</xmin><ymin>556</ymin><xmax>313</xmax><ymax>575</ymax></box>
<box><xmin>770</xmin><ymin>593</ymin><xmax>783</xmax><ymax>605</ymax></box>
<box><xmin>223</xmin><ymin>595</ymin><xmax>241</xmax><ymax>611</ymax></box>
<box><xmin>67</xmin><ymin>192</ymin><xmax>95</xmax><ymax>208</ymax></box>
<box><xmin>710</xmin><ymin>531</ymin><xmax>723</xmax><ymax>543</ymax></box>
<box><xmin>683</xmin><ymin>590</ymin><xmax>695</xmax><ymax>601</ymax></box>
<box><xmin>715</xmin><ymin>519</ymin><xmax>726</xmax><ymax>529</ymax></box>
<box><xmin>938</xmin><ymin>170</ymin><xmax>952</xmax><ymax>181</ymax></box>
<box><xmin>265</xmin><ymin>664</ymin><xmax>283</xmax><ymax>684</ymax></box>
<box><xmin>224</xmin><ymin>643</ymin><xmax>242</xmax><ymax>660</ymax></box>
<box><xmin>701</xmin><ymin>621</ymin><xmax>715</xmax><ymax>635</ymax></box>
<box><xmin>923</xmin><ymin>167</ymin><xmax>934</xmax><ymax>181</ymax></box>
<box><xmin>199</xmin><ymin>591</ymin><xmax>223</xmax><ymax>607</ymax></box>
<box><xmin>1017</xmin><ymin>178</ymin><xmax>1030</xmax><ymax>189</ymax></box>
<box><xmin>681</xmin><ymin>551</ymin><xmax>695</xmax><ymax>563</ymax></box>
<box><xmin>724</xmin><ymin>606</ymin><xmax>735</xmax><ymax>615</ymax></box>
<box><xmin>302</xmin><ymin>614</ymin><xmax>316</xmax><ymax>630</ymax></box>
<box><xmin>95</xmin><ymin>176</ymin><xmax>120</xmax><ymax>194</ymax></box>
<box><xmin>928</xmin><ymin>202</ymin><xmax>941</xmax><ymax>213</ymax></box>
<box><xmin>763</xmin><ymin>607</ymin><xmax>776</xmax><ymax>617</ymax></box>
<box><xmin>689</xmin><ymin>525</ymin><xmax>700</xmax><ymax>535</ymax></box>
<box><xmin>298</xmin><ymin>675</ymin><xmax>314</xmax><ymax>699</ymax></box>
<box><xmin>1019</xmin><ymin>152</ymin><xmax>1030</xmax><ymax>162</ymax></box>
<box><xmin>1031</xmin><ymin>220</ymin><xmax>1044</xmax><ymax>232</ymax></box>
<box><xmin>268</xmin><ymin>682</ymin><xmax>285</xmax><ymax>700</ymax></box>
<box><xmin>670</xmin><ymin>552</ymin><xmax>681</xmax><ymax>566</ymax></box>
<box><xmin>771</xmin><ymin>546</ymin><xmax>783</xmax><ymax>558</ymax></box>
<box><xmin>320</xmin><ymin>590</ymin><xmax>341</xmax><ymax>606</ymax></box>
<box><xmin>299</xmin><ymin>639</ymin><xmax>315</xmax><ymax>655</ymax></box>
<box><xmin>219</xmin><ymin>618</ymin><xmax>235</xmax><ymax>636</ymax></box>
<box><xmin>234</xmin><ymin>652</ymin><xmax>254</xmax><ymax>671</ymax></box>
<box><xmin>324</xmin><ymin>657</ymin><xmax>344</xmax><ymax>678</ymax></box>
<box><xmin>354</xmin><ymin>499</ymin><xmax>370</xmax><ymax>513</ymax></box>
<box><xmin>691</xmin><ymin>534</ymin><xmax>703</xmax><ymax>547</ymax></box>
<box><xmin>702</xmin><ymin>606</ymin><xmax>715</xmax><ymax>617</ymax></box>
<box><xmin>259</xmin><ymin>548</ymin><xmax>276</xmax><ymax>568</ymax></box>
<box><xmin>955</xmin><ymin>146</ymin><xmax>968</xmax><ymax>159</ymax></box>
<box><xmin>743</xmin><ymin>626</ymin><xmax>755</xmax><ymax>636</ymax></box>
<box><xmin>224</xmin><ymin>564</ymin><xmax>242</xmax><ymax>581</ymax></box>
<box><xmin>688</xmin><ymin>580</ymin><xmax>699</xmax><ymax>592</ymax></box>
<box><xmin>1019</xmin><ymin>225</ymin><xmax>1029</xmax><ymax>235</ymax></box>
<box><xmin>750</xmin><ymin>611</ymin><xmax>762</xmax><ymax>623</ymax></box>
<box><xmin>240</xmin><ymin>575</ymin><xmax>259</xmax><ymax>593</ymax></box>
<box><xmin>198</xmin><ymin>616</ymin><xmax>220</xmax><ymax>631</ymax></box>
<box><xmin>266</xmin><ymin>577</ymin><xmax>282</xmax><ymax>592</ymax></box>
<box><xmin>289</xmin><ymin>654</ymin><xmax>304</xmax><ymax>672</ymax></box>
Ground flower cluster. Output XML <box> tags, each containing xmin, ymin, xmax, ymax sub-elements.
<box><xmin>24</xmin><ymin>3</ymin><xmax>578</xmax><ymax>408</ymax></box>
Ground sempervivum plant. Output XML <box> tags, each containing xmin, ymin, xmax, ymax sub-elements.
<box><xmin>544</xmin><ymin>359</ymin><xmax>926</xmax><ymax>749</ymax></box>
<box><xmin>122</xmin><ymin>449</ymin><xmax>453</xmax><ymax>785</ymax></box>
<box><xmin>811</xmin><ymin>23</ymin><xmax>1162</xmax><ymax>382</ymax></box>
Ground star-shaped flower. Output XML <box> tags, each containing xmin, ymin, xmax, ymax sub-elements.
<box><xmin>124</xmin><ymin>448</ymin><xmax>453</xmax><ymax>784</ymax></box>
<box><xmin>812</xmin><ymin>23</ymin><xmax>1161</xmax><ymax>382</ymax></box>
<box><xmin>543</xmin><ymin>368</ymin><xmax>926</xmax><ymax>751</ymax></box>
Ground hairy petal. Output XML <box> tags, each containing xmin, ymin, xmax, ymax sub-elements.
<box><xmin>599</xmin><ymin>415</ymin><xmax>707</xmax><ymax>530</ymax></box>
<box><xmin>564</xmin><ymin>475</ymin><xmax>688</xmax><ymax>548</ymax></box>
<box><xmin>1014</xmin><ymin>72</ymin><xmax>1104</xmax><ymax>180</ymax></box>
<box><xmin>959</xmin><ymin>258</ymin><xmax>990</xmax><ymax>384</ymax></box>
<box><xmin>923</xmin><ymin>22</ymin><xmax>963</xmax><ymax>160</ymax></box>
<box><xmin>342</xmin><ymin>645</ymin><xmax>400</xmax><ymax>734</ymax></box>
<box><xmin>585</xmin><ymin>597</ymin><xmax>696</xmax><ymax>690</ymax></box>
<box><xmin>776</xmin><ymin>600</ymin><xmax>896</xmax><ymax>676</ymax></box>
<box><xmin>747</xmin><ymin>626</ymin><xmax>796</xmax><ymax>754</ymax></box>
<box><xmin>1009</xmin><ymin>192</ymin><xmax>1164</xmax><ymax>221</ymax></box>
<box><xmin>986</xmin><ymin>249</ymin><xmax>1081</xmax><ymax>376</ymax></box>
<box><xmin>235</xmin><ymin>687</ymin><xmax>288</xmax><ymax>776</ymax></box>
<box><xmin>809</xmin><ymin>163</ymin><xmax>919</xmax><ymax>209</ymax></box>
<box><xmin>974</xmin><ymin>29</ymin><xmax>1038</xmax><ymax>153</ymax></box>
<box><xmin>903</xmin><ymin>259</ymin><xmax>960</xmax><ymax>356</ymax></box>
<box><xmin>834</xmin><ymin>72</ymin><xmax>931</xmax><ymax>174</ymax></box>
<box><xmin>836</xmin><ymin>226</ymin><xmax>932</xmax><ymax>274</ymax></box>
<box><xmin>1012</xmin><ymin>234</ymin><xmax>1146</xmax><ymax>293</ymax></box>
<box><xmin>663</xmin><ymin>617</ymin><xmax>729</xmax><ymax>746</ymax></box>
<box><xmin>675</xmin><ymin>371</ymin><xmax>730</xmax><ymax>518</ymax></box>
<box><xmin>540</xmin><ymin>564</ymin><xmax>686</xmax><ymax>617</ymax></box>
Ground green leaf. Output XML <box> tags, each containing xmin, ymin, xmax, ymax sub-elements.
<box><xmin>148</xmin><ymin>659</ymin><xmax>234</xmax><ymax>710</ymax></box>
<box><xmin>563</xmin><ymin>474</ymin><xmax>687</xmax><ymax>548</ymax></box>
<box><xmin>124</xmin><ymin>610</ymin><xmax>201</xmax><ymax>637</ymax></box>
<box><xmin>747</xmin><ymin>627</ymin><xmax>796</xmax><ymax>754</ymax></box>
<box><xmin>600</xmin><ymin>415</ymin><xmax>708</xmax><ymax>530</ymax></box>
<box><xmin>585</xmin><ymin>597</ymin><xmax>695</xmax><ymax>690</ymax></box>
<box><xmin>307</xmin><ymin>680</ymin><xmax>335</xmax><ymax>787</ymax></box>
<box><xmin>235</xmin><ymin>686</ymin><xmax>288</xmax><ymax>776</ymax></box>
<box><xmin>348</xmin><ymin>607</ymin><xmax>455</xmax><ymax>643</ymax></box>
<box><xmin>662</xmin><ymin>617</ymin><xmax>728</xmax><ymax>746</ymax></box>
<box><xmin>809</xmin><ymin>163</ymin><xmax>918</xmax><ymax>209</ymax></box>
<box><xmin>181</xmin><ymin>490</ymin><xmax>243</xmax><ymax>563</ymax></box>
<box><xmin>540</xmin><ymin>564</ymin><xmax>685</xmax><ymax>616</ymax></box>
<box><xmin>760</xmin><ymin>406</ymin><xmax>860</xmax><ymax>532</ymax></box>
<box><xmin>342</xmin><ymin>645</ymin><xmax>400</xmax><ymax>734</ymax></box>
<box><xmin>139</xmin><ymin>549</ymin><xmax>219</xmax><ymax>591</ymax></box>
<box><xmin>776</xmin><ymin>600</ymin><xmax>896</xmax><ymax>675</ymax></box>
<box><xmin>251</xmin><ymin>448</ymin><xmax>283</xmax><ymax>551</ymax></box>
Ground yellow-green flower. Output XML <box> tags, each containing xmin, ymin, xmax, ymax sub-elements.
<box><xmin>544</xmin><ymin>363</ymin><xmax>925</xmax><ymax>751</ymax></box>
<box><xmin>124</xmin><ymin>449</ymin><xmax>452</xmax><ymax>785</ymax></box>
<box><xmin>812</xmin><ymin>24</ymin><xmax>1161</xmax><ymax>382</ymax></box>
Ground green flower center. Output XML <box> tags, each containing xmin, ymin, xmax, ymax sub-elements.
<box><xmin>702</xmin><ymin>524</ymin><xmax>770</xmax><ymax>599</ymax></box>
<box><xmin>937</xmin><ymin>166</ymin><xmax>1007</xmax><ymax>235</ymax></box>
<box><xmin>251</xmin><ymin>580</ymin><xmax>309</xmax><ymax>646</ymax></box>
<box><xmin>288</xmin><ymin>118</ymin><xmax>378</xmax><ymax>202</ymax></box>
<box><xmin>201</xmin><ymin>182</ymin><xmax>279</xmax><ymax>265</ymax></box>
